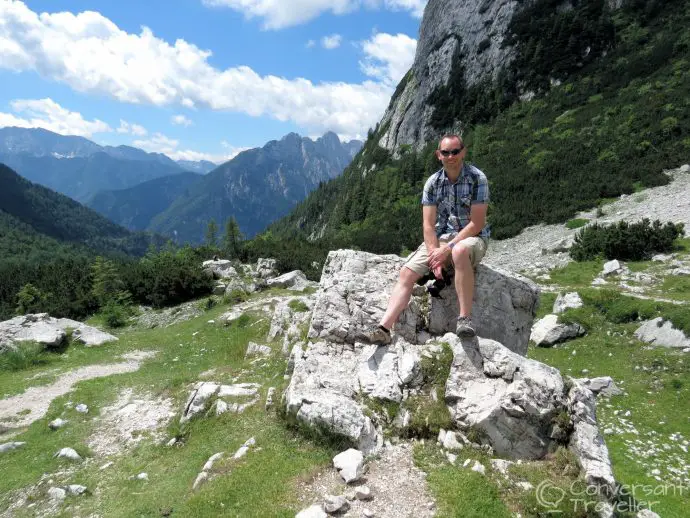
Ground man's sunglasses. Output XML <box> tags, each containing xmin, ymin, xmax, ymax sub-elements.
<box><xmin>439</xmin><ymin>146</ymin><xmax>464</xmax><ymax>157</ymax></box>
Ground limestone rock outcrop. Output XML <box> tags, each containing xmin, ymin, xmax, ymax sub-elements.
<box><xmin>0</xmin><ymin>313</ymin><xmax>117</xmax><ymax>353</ymax></box>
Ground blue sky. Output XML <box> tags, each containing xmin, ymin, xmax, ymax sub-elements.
<box><xmin>0</xmin><ymin>0</ymin><xmax>424</xmax><ymax>163</ymax></box>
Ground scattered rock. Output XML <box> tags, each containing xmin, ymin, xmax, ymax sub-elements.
<box><xmin>265</xmin><ymin>387</ymin><xmax>276</xmax><ymax>410</ymax></box>
<box><xmin>202</xmin><ymin>259</ymin><xmax>237</xmax><ymax>279</ymax></box>
<box><xmin>48</xmin><ymin>418</ymin><xmax>68</xmax><ymax>430</ymax></box>
<box><xmin>574</xmin><ymin>377</ymin><xmax>622</xmax><ymax>397</ymax></box>
<box><xmin>553</xmin><ymin>292</ymin><xmax>583</xmax><ymax>314</ymax></box>
<box><xmin>531</xmin><ymin>314</ymin><xmax>585</xmax><ymax>346</ymax></box>
<box><xmin>355</xmin><ymin>486</ymin><xmax>372</xmax><ymax>501</ymax></box>
<box><xmin>233</xmin><ymin>437</ymin><xmax>256</xmax><ymax>459</ymax></box>
<box><xmin>192</xmin><ymin>471</ymin><xmax>208</xmax><ymax>490</ymax></box>
<box><xmin>47</xmin><ymin>487</ymin><xmax>66</xmax><ymax>501</ymax></box>
<box><xmin>266</xmin><ymin>270</ymin><xmax>315</xmax><ymax>291</ymax></box>
<box><xmin>602</xmin><ymin>260</ymin><xmax>625</xmax><ymax>277</ymax></box>
<box><xmin>441</xmin><ymin>431</ymin><xmax>463</xmax><ymax>451</ymax></box>
<box><xmin>65</xmin><ymin>484</ymin><xmax>87</xmax><ymax>496</ymax></box>
<box><xmin>471</xmin><ymin>460</ymin><xmax>486</xmax><ymax>474</ymax></box>
<box><xmin>54</xmin><ymin>447</ymin><xmax>81</xmax><ymax>461</ymax></box>
<box><xmin>333</xmin><ymin>448</ymin><xmax>365</xmax><ymax>483</ymax></box>
<box><xmin>75</xmin><ymin>404</ymin><xmax>89</xmax><ymax>414</ymax></box>
<box><xmin>245</xmin><ymin>342</ymin><xmax>272</xmax><ymax>358</ymax></box>
<box><xmin>567</xmin><ymin>380</ymin><xmax>616</xmax><ymax>497</ymax></box>
<box><xmin>323</xmin><ymin>494</ymin><xmax>349</xmax><ymax>513</ymax></box>
<box><xmin>634</xmin><ymin>318</ymin><xmax>690</xmax><ymax>349</ymax></box>
<box><xmin>490</xmin><ymin>459</ymin><xmax>514</xmax><ymax>475</ymax></box>
<box><xmin>0</xmin><ymin>441</ymin><xmax>25</xmax><ymax>453</ymax></box>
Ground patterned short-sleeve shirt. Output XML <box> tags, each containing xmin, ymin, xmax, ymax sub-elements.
<box><xmin>421</xmin><ymin>164</ymin><xmax>490</xmax><ymax>239</ymax></box>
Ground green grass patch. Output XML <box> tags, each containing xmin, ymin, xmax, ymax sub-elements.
<box><xmin>287</xmin><ymin>299</ymin><xmax>310</xmax><ymax>313</ymax></box>
<box><xmin>550</xmin><ymin>260</ymin><xmax>604</xmax><ymax>288</ymax></box>
<box><xmin>0</xmin><ymin>341</ymin><xmax>60</xmax><ymax>372</ymax></box>
<box><xmin>0</xmin><ymin>299</ymin><xmax>337</xmax><ymax>517</ymax></box>
<box><xmin>566</xmin><ymin>218</ymin><xmax>589</xmax><ymax>230</ymax></box>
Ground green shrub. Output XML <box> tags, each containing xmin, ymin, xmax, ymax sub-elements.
<box><xmin>225</xmin><ymin>289</ymin><xmax>249</xmax><ymax>304</ymax></box>
<box><xmin>570</xmin><ymin>219</ymin><xmax>684</xmax><ymax>261</ymax></box>
<box><xmin>0</xmin><ymin>342</ymin><xmax>50</xmax><ymax>372</ymax></box>
<box><xmin>15</xmin><ymin>283</ymin><xmax>49</xmax><ymax>315</ymax></box>
<box><xmin>200</xmin><ymin>296</ymin><xmax>218</xmax><ymax>311</ymax></box>
<box><xmin>565</xmin><ymin>218</ymin><xmax>589</xmax><ymax>230</ymax></box>
<box><xmin>101</xmin><ymin>301</ymin><xmax>129</xmax><ymax>328</ymax></box>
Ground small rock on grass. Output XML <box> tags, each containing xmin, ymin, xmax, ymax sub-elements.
<box><xmin>49</xmin><ymin>418</ymin><xmax>68</xmax><ymax>430</ymax></box>
<box><xmin>47</xmin><ymin>487</ymin><xmax>66</xmax><ymax>501</ymax></box>
<box><xmin>75</xmin><ymin>404</ymin><xmax>88</xmax><ymax>414</ymax></box>
<box><xmin>0</xmin><ymin>442</ymin><xmax>26</xmax><ymax>453</ymax></box>
<box><xmin>66</xmin><ymin>484</ymin><xmax>88</xmax><ymax>496</ymax></box>
<box><xmin>54</xmin><ymin>447</ymin><xmax>81</xmax><ymax>461</ymax></box>
<box><xmin>471</xmin><ymin>460</ymin><xmax>485</xmax><ymax>474</ymax></box>
<box><xmin>129</xmin><ymin>472</ymin><xmax>148</xmax><ymax>481</ymax></box>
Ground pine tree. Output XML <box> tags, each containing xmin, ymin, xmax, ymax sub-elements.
<box><xmin>90</xmin><ymin>256</ymin><xmax>128</xmax><ymax>307</ymax></box>
<box><xmin>205</xmin><ymin>219</ymin><xmax>219</xmax><ymax>248</ymax></box>
<box><xmin>222</xmin><ymin>217</ymin><xmax>244</xmax><ymax>259</ymax></box>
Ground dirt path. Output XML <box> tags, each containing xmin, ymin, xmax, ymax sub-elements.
<box><xmin>298</xmin><ymin>443</ymin><xmax>436</xmax><ymax>518</ymax></box>
<box><xmin>0</xmin><ymin>351</ymin><xmax>156</xmax><ymax>429</ymax></box>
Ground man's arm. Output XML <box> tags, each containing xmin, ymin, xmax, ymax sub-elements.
<box><xmin>448</xmin><ymin>203</ymin><xmax>487</xmax><ymax>244</ymax></box>
<box><xmin>423</xmin><ymin>205</ymin><xmax>439</xmax><ymax>251</ymax></box>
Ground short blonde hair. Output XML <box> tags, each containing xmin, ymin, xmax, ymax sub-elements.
<box><xmin>438</xmin><ymin>134</ymin><xmax>464</xmax><ymax>149</ymax></box>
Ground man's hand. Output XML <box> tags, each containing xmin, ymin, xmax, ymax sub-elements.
<box><xmin>428</xmin><ymin>244</ymin><xmax>451</xmax><ymax>275</ymax></box>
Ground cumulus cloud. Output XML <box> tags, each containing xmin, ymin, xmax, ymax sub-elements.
<box><xmin>359</xmin><ymin>32</ymin><xmax>417</xmax><ymax>87</ymax></box>
<box><xmin>117</xmin><ymin>119</ymin><xmax>148</xmax><ymax>136</ymax></box>
<box><xmin>203</xmin><ymin>0</ymin><xmax>426</xmax><ymax>29</ymax></box>
<box><xmin>305</xmin><ymin>39</ymin><xmax>316</xmax><ymax>48</ymax></box>
<box><xmin>0</xmin><ymin>1</ymin><xmax>390</xmax><ymax>138</ymax></box>
<box><xmin>0</xmin><ymin>98</ymin><xmax>111</xmax><ymax>137</ymax></box>
<box><xmin>171</xmin><ymin>114</ymin><xmax>193</xmax><ymax>127</ymax></box>
<box><xmin>135</xmin><ymin>132</ymin><xmax>244</xmax><ymax>163</ymax></box>
<box><xmin>321</xmin><ymin>34</ymin><xmax>342</xmax><ymax>50</ymax></box>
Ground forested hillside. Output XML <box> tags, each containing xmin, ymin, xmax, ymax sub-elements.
<box><xmin>87</xmin><ymin>172</ymin><xmax>202</xmax><ymax>231</ymax></box>
<box><xmin>0</xmin><ymin>164</ymin><xmax>169</xmax><ymax>319</ymax></box>
<box><xmin>267</xmin><ymin>0</ymin><xmax>689</xmax><ymax>259</ymax></box>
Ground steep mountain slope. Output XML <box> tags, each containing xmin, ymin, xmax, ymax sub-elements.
<box><xmin>149</xmin><ymin>132</ymin><xmax>362</xmax><ymax>242</ymax></box>
<box><xmin>87</xmin><ymin>172</ymin><xmax>203</xmax><ymax>231</ymax></box>
<box><xmin>176</xmin><ymin>159</ymin><xmax>217</xmax><ymax>174</ymax></box>
<box><xmin>0</xmin><ymin>163</ymin><xmax>159</xmax><ymax>256</ymax></box>
<box><xmin>268</xmin><ymin>0</ymin><xmax>690</xmax><ymax>253</ymax></box>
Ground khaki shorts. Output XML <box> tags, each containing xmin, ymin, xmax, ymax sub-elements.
<box><xmin>404</xmin><ymin>237</ymin><xmax>488</xmax><ymax>277</ymax></box>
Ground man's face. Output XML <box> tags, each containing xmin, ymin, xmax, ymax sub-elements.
<box><xmin>436</xmin><ymin>137</ymin><xmax>466</xmax><ymax>166</ymax></box>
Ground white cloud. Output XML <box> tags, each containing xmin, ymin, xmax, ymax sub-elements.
<box><xmin>117</xmin><ymin>119</ymin><xmax>148</xmax><ymax>136</ymax></box>
<box><xmin>134</xmin><ymin>132</ymin><xmax>244</xmax><ymax>164</ymax></box>
<box><xmin>321</xmin><ymin>34</ymin><xmax>342</xmax><ymax>50</ymax></box>
<box><xmin>0</xmin><ymin>98</ymin><xmax>111</xmax><ymax>137</ymax></box>
<box><xmin>359</xmin><ymin>32</ymin><xmax>417</xmax><ymax>87</ymax></box>
<box><xmin>202</xmin><ymin>0</ymin><xmax>426</xmax><ymax>29</ymax></box>
<box><xmin>305</xmin><ymin>39</ymin><xmax>316</xmax><ymax>48</ymax></box>
<box><xmin>171</xmin><ymin>114</ymin><xmax>193</xmax><ymax>127</ymax></box>
<box><xmin>0</xmin><ymin>1</ymin><xmax>391</xmax><ymax>138</ymax></box>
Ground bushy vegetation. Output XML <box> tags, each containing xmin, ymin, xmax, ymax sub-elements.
<box><xmin>570</xmin><ymin>219</ymin><xmax>684</xmax><ymax>261</ymax></box>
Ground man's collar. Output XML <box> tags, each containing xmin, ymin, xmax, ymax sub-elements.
<box><xmin>441</xmin><ymin>163</ymin><xmax>467</xmax><ymax>182</ymax></box>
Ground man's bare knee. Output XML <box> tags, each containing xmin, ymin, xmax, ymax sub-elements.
<box><xmin>451</xmin><ymin>245</ymin><xmax>471</xmax><ymax>267</ymax></box>
<box><xmin>399</xmin><ymin>266</ymin><xmax>421</xmax><ymax>287</ymax></box>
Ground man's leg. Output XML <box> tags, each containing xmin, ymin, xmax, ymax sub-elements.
<box><xmin>451</xmin><ymin>237</ymin><xmax>487</xmax><ymax>337</ymax></box>
<box><xmin>451</xmin><ymin>244</ymin><xmax>475</xmax><ymax>318</ymax></box>
<box><xmin>380</xmin><ymin>266</ymin><xmax>422</xmax><ymax>330</ymax></box>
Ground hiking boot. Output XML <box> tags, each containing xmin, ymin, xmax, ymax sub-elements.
<box><xmin>358</xmin><ymin>325</ymin><xmax>392</xmax><ymax>345</ymax></box>
<box><xmin>455</xmin><ymin>316</ymin><xmax>476</xmax><ymax>338</ymax></box>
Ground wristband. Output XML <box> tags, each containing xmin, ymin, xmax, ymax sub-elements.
<box><xmin>448</xmin><ymin>242</ymin><xmax>455</xmax><ymax>250</ymax></box>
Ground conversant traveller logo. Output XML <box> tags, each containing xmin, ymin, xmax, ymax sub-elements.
<box><xmin>534</xmin><ymin>480</ymin><xmax>687</xmax><ymax>514</ymax></box>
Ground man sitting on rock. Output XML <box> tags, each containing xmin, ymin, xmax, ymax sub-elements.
<box><xmin>363</xmin><ymin>134</ymin><xmax>490</xmax><ymax>344</ymax></box>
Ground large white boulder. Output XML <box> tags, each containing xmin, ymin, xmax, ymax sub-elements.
<box><xmin>202</xmin><ymin>259</ymin><xmax>238</xmax><ymax>279</ymax></box>
<box><xmin>308</xmin><ymin>250</ymin><xmax>539</xmax><ymax>355</ymax></box>
<box><xmin>0</xmin><ymin>314</ymin><xmax>117</xmax><ymax>352</ymax></box>
<box><xmin>634</xmin><ymin>317</ymin><xmax>690</xmax><ymax>349</ymax></box>
<box><xmin>265</xmin><ymin>270</ymin><xmax>315</xmax><ymax>291</ymax></box>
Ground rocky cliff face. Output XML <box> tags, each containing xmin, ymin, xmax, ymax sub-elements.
<box><xmin>379</xmin><ymin>0</ymin><xmax>523</xmax><ymax>152</ymax></box>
